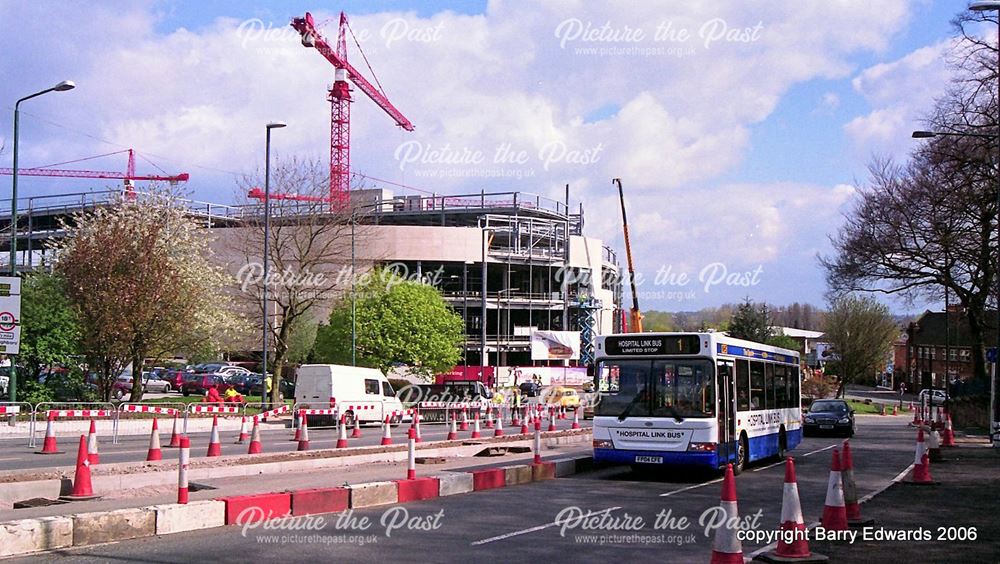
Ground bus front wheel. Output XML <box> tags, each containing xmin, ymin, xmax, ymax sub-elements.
<box><xmin>734</xmin><ymin>434</ymin><xmax>748</xmax><ymax>475</ymax></box>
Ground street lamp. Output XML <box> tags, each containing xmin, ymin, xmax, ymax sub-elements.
<box><xmin>262</xmin><ymin>121</ymin><xmax>286</xmax><ymax>408</ymax></box>
<box><xmin>8</xmin><ymin>80</ymin><xmax>75</xmax><ymax>403</ymax></box>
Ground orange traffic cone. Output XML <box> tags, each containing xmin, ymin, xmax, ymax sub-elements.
<box><xmin>87</xmin><ymin>419</ymin><xmax>100</xmax><ymax>465</ymax></box>
<box><xmin>494</xmin><ymin>410</ymin><xmax>505</xmax><ymax>437</ymax></box>
<box><xmin>297</xmin><ymin>413</ymin><xmax>310</xmax><ymax>451</ymax></box>
<box><xmin>247</xmin><ymin>416</ymin><xmax>263</xmax><ymax>454</ymax></box>
<box><xmin>471</xmin><ymin>411</ymin><xmax>481</xmax><ymax>439</ymax></box>
<box><xmin>146</xmin><ymin>418</ymin><xmax>162</xmax><ymax>461</ymax></box>
<box><xmin>336</xmin><ymin>415</ymin><xmax>349</xmax><ymax>448</ymax></box>
<box><xmin>520</xmin><ymin>411</ymin><xmax>530</xmax><ymax>435</ymax></box>
<box><xmin>351</xmin><ymin>415</ymin><xmax>362</xmax><ymax>438</ymax></box>
<box><xmin>928</xmin><ymin>428</ymin><xmax>942</xmax><ymax>462</ymax></box>
<box><xmin>892</xmin><ymin>405</ymin><xmax>898</xmax><ymax>416</ymax></box>
<box><xmin>36</xmin><ymin>411</ymin><xmax>63</xmax><ymax>454</ymax></box>
<box><xmin>235</xmin><ymin>416</ymin><xmax>249</xmax><ymax>444</ymax></box>
<box><xmin>459</xmin><ymin>408</ymin><xmax>469</xmax><ymax>431</ymax></box>
<box><xmin>907</xmin><ymin>428</ymin><xmax>934</xmax><ymax>484</ymax></box>
<box><xmin>757</xmin><ymin>458</ymin><xmax>827</xmax><ymax>563</ymax></box>
<box><xmin>572</xmin><ymin>407</ymin><xmax>581</xmax><ymax>429</ymax></box>
<box><xmin>206</xmin><ymin>415</ymin><xmax>222</xmax><ymax>457</ymax></box>
<box><xmin>942</xmin><ymin>412</ymin><xmax>956</xmax><ymax>447</ymax></box>
<box><xmin>381</xmin><ymin>416</ymin><xmax>393</xmax><ymax>446</ymax></box>
<box><xmin>821</xmin><ymin>449</ymin><xmax>848</xmax><ymax>530</ymax></box>
<box><xmin>166</xmin><ymin>413</ymin><xmax>181</xmax><ymax>448</ymax></box>
<box><xmin>61</xmin><ymin>435</ymin><xmax>100</xmax><ymax>501</ymax></box>
<box><xmin>512</xmin><ymin>406</ymin><xmax>521</xmax><ymax>427</ymax></box>
<box><xmin>447</xmin><ymin>414</ymin><xmax>458</xmax><ymax>440</ymax></box>
<box><xmin>485</xmin><ymin>407</ymin><xmax>494</xmax><ymax>429</ymax></box>
<box><xmin>842</xmin><ymin>441</ymin><xmax>872</xmax><ymax>527</ymax></box>
<box><xmin>710</xmin><ymin>464</ymin><xmax>743</xmax><ymax>564</ymax></box>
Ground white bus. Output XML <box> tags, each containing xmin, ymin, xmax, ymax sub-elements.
<box><xmin>592</xmin><ymin>332</ymin><xmax>802</xmax><ymax>474</ymax></box>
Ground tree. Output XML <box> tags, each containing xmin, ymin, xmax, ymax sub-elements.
<box><xmin>822</xmin><ymin>295</ymin><xmax>898</xmax><ymax>397</ymax></box>
<box><xmin>766</xmin><ymin>333</ymin><xmax>800</xmax><ymax>352</ymax></box>
<box><xmin>822</xmin><ymin>8</ymin><xmax>998</xmax><ymax>383</ymax></box>
<box><xmin>55</xmin><ymin>189</ymin><xmax>245</xmax><ymax>401</ymax></box>
<box><xmin>313</xmin><ymin>268</ymin><xmax>463</xmax><ymax>379</ymax></box>
<box><xmin>18</xmin><ymin>272</ymin><xmax>81</xmax><ymax>380</ymax></box>
<box><xmin>727</xmin><ymin>298</ymin><xmax>773</xmax><ymax>343</ymax></box>
<box><xmin>285</xmin><ymin>314</ymin><xmax>318</xmax><ymax>365</ymax></box>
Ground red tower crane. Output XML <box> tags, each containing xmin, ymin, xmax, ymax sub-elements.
<box><xmin>0</xmin><ymin>149</ymin><xmax>189</xmax><ymax>196</ymax></box>
<box><xmin>280</xmin><ymin>11</ymin><xmax>415</xmax><ymax>206</ymax></box>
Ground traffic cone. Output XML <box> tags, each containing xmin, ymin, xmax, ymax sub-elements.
<box><xmin>820</xmin><ymin>449</ymin><xmax>848</xmax><ymax>531</ymax></box>
<box><xmin>146</xmin><ymin>418</ymin><xmax>162</xmax><ymax>461</ymax></box>
<box><xmin>879</xmin><ymin>404</ymin><xmax>885</xmax><ymax>416</ymax></box>
<box><xmin>533</xmin><ymin>419</ymin><xmax>542</xmax><ymax>464</ymax></box>
<box><xmin>512</xmin><ymin>406</ymin><xmax>521</xmax><ymax>427</ymax></box>
<box><xmin>494</xmin><ymin>411</ymin><xmax>505</xmax><ymax>437</ymax></box>
<box><xmin>206</xmin><ymin>415</ymin><xmax>222</xmax><ymax>457</ymax></box>
<box><xmin>247</xmin><ymin>417</ymin><xmax>263</xmax><ymax>454</ymax></box>
<box><xmin>485</xmin><ymin>407</ymin><xmax>494</xmax><ymax>429</ymax></box>
<box><xmin>36</xmin><ymin>411</ymin><xmax>63</xmax><ymax>454</ymax></box>
<box><xmin>520</xmin><ymin>412</ymin><xmax>530</xmax><ymax>435</ymax></box>
<box><xmin>351</xmin><ymin>415</ymin><xmax>362</xmax><ymax>438</ymax></box>
<box><xmin>842</xmin><ymin>441</ymin><xmax>872</xmax><ymax>527</ymax></box>
<box><xmin>911</xmin><ymin>406</ymin><xmax>921</xmax><ymax>426</ymax></box>
<box><xmin>892</xmin><ymin>405</ymin><xmax>898</xmax><ymax>416</ymax></box>
<box><xmin>905</xmin><ymin>428</ymin><xmax>934</xmax><ymax>484</ymax></box>
<box><xmin>87</xmin><ymin>419</ymin><xmax>100</xmax><ymax>465</ymax></box>
<box><xmin>235</xmin><ymin>416</ymin><xmax>249</xmax><ymax>444</ymax></box>
<box><xmin>380</xmin><ymin>416</ymin><xmax>393</xmax><ymax>446</ymax></box>
<box><xmin>460</xmin><ymin>408</ymin><xmax>469</xmax><ymax>431</ymax></box>
<box><xmin>942</xmin><ymin>412</ymin><xmax>956</xmax><ymax>447</ymax></box>
<box><xmin>291</xmin><ymin>413</ymin><xmax>302</xmax><ymax>442</ymax></box>
<box><xmin>297</xmin><ymin>413</ymin><xmax>310</xmax><ymax>451</ymax></box>
<box><xmin>177</xmin><ymin>436</ymin><xmax>190</xmax><ymax>504</ymax></box>
<box><xmin>336</xmin><ymin>415</ymin><xmax>349</xmax><ymax>448</ymax></box>
<box><xmin>757</xmin><ymin>458</ymin><xmax>828</xmax><ymax>563</ymax></box>
<box><xmin>928</xmin><ymin>428</ymin><xmax>942</xmax><ymax>462</ymax></box>
<box><xmin>710</xmin><ymin>464</ymin><xmax>743</xmax><ymax>564</ymax></box>
<box><xmin>471</xmin><ymin>411</ymin><xmax>481</xmax><ymax>439</ymax></box>
<box><xmin>548</xmin><ymin>409</ymin><xmax>557</xmax><ymax>432</ymax></box>
<box><xmin>61</xmin><ymin>435</ymin><xmax>100</xmax><ymax>501</ymax></box>
<box><xmin>167</xmin><ymin>413</ymin><xmax>181</xmax><ymax>448</ymax></box>
<box><xmin>572</xmin><ymin>407</ymin><xmax>581</xmax><ymax>429</ymax></box>
<box><xmin>447</xmin><ymin>414</ymin><xmax>458</xmax><ymax>440</ymax></box>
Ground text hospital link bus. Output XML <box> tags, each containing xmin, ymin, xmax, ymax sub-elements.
<box><xmin>592</xmin><ymin>333</ymin><xmax>802</xmax><ymax>474</ymax></box>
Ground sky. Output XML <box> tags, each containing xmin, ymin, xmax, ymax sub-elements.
<box><xmin>0</xmin><ymin>0</ymin><xmax>986</xmax><ymax>313</ymax></box>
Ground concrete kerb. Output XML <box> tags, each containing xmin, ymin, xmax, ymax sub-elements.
<box><xmin>0</xmin><ymin>516</ymin><xmax>73</xmax><ymax>557</ymax></box>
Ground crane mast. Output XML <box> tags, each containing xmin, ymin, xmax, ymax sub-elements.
<box><xmin>613</xmin><ymin>178</ymin><xmax>642</xmax><ymax>333</ymax></box>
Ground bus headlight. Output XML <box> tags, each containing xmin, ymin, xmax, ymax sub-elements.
<box><xmin>688</xmin><ymin>442</ymin><xmax>716</xmax><ymax>452</ymax></box>
<box><xmin>593</xmin><ymin>439</ymin><xmax>613</xmax><ymax>449</ymax></box>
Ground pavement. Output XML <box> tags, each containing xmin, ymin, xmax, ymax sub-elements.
<box><xmin>9</xmin><ymin>414</ymin><xmax>988</xmax><ymax>562</ymax></box>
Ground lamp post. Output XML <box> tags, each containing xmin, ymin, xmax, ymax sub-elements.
<box><xmin>262</xmin><ymin>121</ymin><xmax>286</xmax><ymax>409</ymax></box>
<box><xmin>8</xmin><ymin>80</ymin><xmax>75</xmax><ymax>403</ymax></box>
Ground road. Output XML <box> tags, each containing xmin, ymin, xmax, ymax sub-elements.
<box><xmin>18</xmin><ymin>416</ymin><xmax>919</xmax><ymax>563</ymax></box>
<box><xmin>0</xmin><ymin>413</ymin><xmax>590</xmax><ymax>473</ymax></box>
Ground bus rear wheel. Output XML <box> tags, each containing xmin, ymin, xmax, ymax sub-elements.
<box><xmin>733</xmin><ymin>434</ymin><xmax>748</xmax><ymax>475</ymax></box>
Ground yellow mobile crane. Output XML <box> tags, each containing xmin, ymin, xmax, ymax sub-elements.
<box><xmin>613</xmin><ymin>178</ymin><xmax>643</xmax><ymax>332</ymax></box>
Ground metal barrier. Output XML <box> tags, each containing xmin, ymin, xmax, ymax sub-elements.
<box><xmin>292</xmin><ymin>403</ymin><xmax>339</xmax><ymax>429</ymax></box>
<box><xmin>0</xmin><ymin>402</ymin><xmax>36</xmax><ymax>447</ymax></box>
<box><xmin>32</xmin><ymin>401</ymin><xmax>116</xmax><ymax>449</ymax></box>
<box><xmin>112</xmin><ymin>402</ymin><xmax>185</xmax><ymax>444</ymax></box>
<box><xmin>185</xmin><ymin>403</ymin><xmax>241</xmax><ymax>435</ymax></box>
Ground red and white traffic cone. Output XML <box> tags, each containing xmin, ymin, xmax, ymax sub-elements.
<box><xmin>166</xmin><ymin>413</ymin><xmax>181</xmax><ymax>448</ymax></box>
<box><xmin>911</xmin><ymin>404</ymin><xmax>921</xmax><ymax>426</ymax></box>
<box><xmin>572</xmin><ymin>407</ymin><xmax>581</xmax><ymax>429</ymax></box>
<box><xmin>710</xmin><ymin>464</ymin><xmax>743</xmax><ymax>564</ymax></box>
<box><xmin>471</xmin><ymin>411</ymin><xmax>481</xmax><ymax>439</ymax></box>
<box><xmin>821</xmin><ymin>449</ymin><xmax>848</xmax><ymax>531</ymax></box>
<box><xmin>87</xmin><ymin>419</ymin><xmax>100</xmax><ymax>465</ymax></box>
<box><xmin>406</xmin><ymin>427</ymin><xmax>417</xmax><ymax>480</ymax></box>
<box><xmin>297</xmin><ymin>412</ymin><xmax>310</xmax><ymax>451</ymax></box>
<box><xmin>235</xmin><ymin>416</ymin><xmax>249</xmax><ymax>444</ymax></box>
<box><xmin>533</xmin><ymin>420</ymin><xmax>542</xmax><ymax>464</ymax></box>
<box><xmin>942</xmin><ymin>412</ymin><xmax>956</xmax><ymax>447</ymax></box>
<box><xmin>146</xmin><ymin>418</ymin><xmax>162</xmax><ymax>461</ymax></box>
<box><xmin>520</xmin><ymin>411</ymin><xmax>530</xmax><ymax>435</ymax></box>
<box><xmin>842</xmin><ymin>441</ymin><xmax>871</xmax><ymax>527</ymax></box>
<box><xmin>206</xmin><ymin>415</ymin><xmax>222</xmax><ymax>457</ymax></box>
<box><xmin>247</xmin><ymin>417</ymin><xmax>263</xmax><ymax>454</ymax></box>
<box><xmin>447</xmin><ymin>414</ymin><xmax>458</xmax><ymax>440</ymax></box>
<box><xmin>494</xmin><ymin>410</ymin><xmax>505</xmax><ymax>437</ymax></box>
<box><xmin>892</xmin><ymin>405</ymin><xmax>898</xmax><ymax>416</ymax></box>
<box><xmin>352</xmin><ymin>415</ymin><xmax>362</xmax><ymax>438</ymax></box>
<box><xmin>879</xmin><ymin>404</ymin><xmax>886</xmax><ymax>416</ymax></box>
<box><xmin>381</xmin><ymin>416</ymin><xmax>393</xmax><ymax>446</ymax></box>
<box><xmin>907</xmin><ymin>428</ymin><xmax>935</xmax><ymax>484</ymax></box>
<box><xmin>485</xmin><ymin>407</ymin><xmax>494</xmax><ymax>429</ymax></box>
<box><xmin>459</xmin><ymin>408</ymin><xmax>469</xmax><ymax>431</ymax></box>
<box><xmin>548</xmin><ymin>409</ymin><xmax>557</xmax><ymax>432</ymax></box>
<box><xmin>512</xmin><ymin>406</ymin><xmax>521</xmax><ymax>427</ymax></box>
<box><xmin>177</xmin><ymin>435</ymin><xmax>190</xmax><ymax>504</ymax></box>
<box><xmin>61</xmin><ymin>435</ymin><xmax>100</xmax><ymax>501</ymax></box>
<box><xmin>336</xmin><ymin>415</ymin><xmax>349</xmax><ymax>448</ymax></box>
<box><xmin>291</xmin><ymin>412</ymin><xmax>302</xmax><ymax>442</ymax></box>
<box><xmin>928</xmin><ymin>428</ymin><xmax>942</xmax><ymax>462</ymax></box>
<box><xmin>759</xmin><ymin>457</ymin><xmax>826</xmax><ymax>562</ymax></box>
<box><xmin>36</xmin><ymin>411</ymin><xmax>63</xmax><ymax>454</ymax></box>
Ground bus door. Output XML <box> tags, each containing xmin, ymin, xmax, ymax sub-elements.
<box><xmin>716</xmin><ymin>360</ymin><xmax>736</xmax><ymax>466</ymax></box>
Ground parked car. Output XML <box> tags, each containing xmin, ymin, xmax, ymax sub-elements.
<box><xmin>163</xmin><ymin>369</ymin><xmax>189</xmax><ymax>390</ymax></box>
<box><xmin>249</xmin><ymin>375</ymin><xmax>294</xmax><ymax>398</ymax></box>
<box><xmin>181</xmin><ymin>373</ymin><xmax>229</xmax><ymax>396</ymax></box>
<box><xmin>544</xmin><ymin>386</ymin><xmax>580</xmax><ymax>408</ymax></box>
<box><xmin>226</xmin><ymin>374</ymin><xmax>255</xmax><ymax>395</ymax></box>
<box><xmin>918</xmin><ymin>389</ymin><xmax>947</xmax><ymax>406</ymax></box>
<box><xmin>112</xmin><ymin>372</ymin><xmax>174</xmax><ymax>399</ymax></box>
<box><xmin>803</xmin><ymin>399</ymin><xmax>855</xmax><ymax>437</ymax></box>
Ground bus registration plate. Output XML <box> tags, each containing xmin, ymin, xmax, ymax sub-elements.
<box><xmin>635</xmin><ymin>455</ymin><xmax>662</xmax><ymax>464</ymax></box>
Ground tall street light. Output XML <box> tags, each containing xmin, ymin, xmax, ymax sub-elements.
<box><xmin>8</xmin><ymin>80</ymin><xmax>75</xmax><ymax>403</ymax></box>
<box><xmin>262</xmin><ymin>121</ymin><xmax>286</xmax><ymax>409</ymax></box>
<box><xmin>970</xmin><ymin>0</ymin><xmax>1000</xmax><ymax>447</ymax></box>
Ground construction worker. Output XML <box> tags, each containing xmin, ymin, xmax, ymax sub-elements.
<box><xmin>224</xmin><ymin>385</ymin><xmax>244</xmax><ymax>404</ymax></box>
<box><xmin>203</xmin><ymin>385</ymin><xmax>222</xmax><ymax>405</ymax></box>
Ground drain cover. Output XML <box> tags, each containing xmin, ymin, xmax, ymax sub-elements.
<box><xmin>415</xmin><ymin>457</ymin><xmax>446</xmax><ymax>465</ymax></box>
<box><xmin>14</xmin><ymin>498</ymin><xmax>68</xmax><ymax>509</ymax></box>
<box><xmin>187</xmin><ymin>482</ymin><xmax>217</xmax><ymax>492</ymax></box>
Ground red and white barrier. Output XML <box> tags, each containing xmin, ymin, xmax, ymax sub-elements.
<box><xmin>190</xmin><ymin>405</ymin><xmax>239</xmax><ymax>415</ymax></box>
<box><xmin>120</xmin><ymin>404</ymin><xmax>180</xmax><ymax>416</ymax></box>
<box><xmin>257</xmin><ymin>404</ymin><xmax>291</xmax><ymax>419</ymax></box>
<box><xmin>0</xmin><ymin>405</ymin><xmax>20</xmax><ymax>415</ymax></box>
<box><xmin>48</xmin><ymin>409</ymin><xmax>113</xmax><ymax>418</ymax></box>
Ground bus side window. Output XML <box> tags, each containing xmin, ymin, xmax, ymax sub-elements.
<box><xmin>749</xmin><ymin>361</ymin><xmax>765</xmax><ymax>411</ymax></box>
<box><xmin>736</xmin><ymin>360</ymin><xmax>750</xmax><ymax>411</ymax></box>
<box><xmin>773</xmin><ymin>364</ymin><xmax>787</xmax><ymax>408</ymax></box>
<box><xmin>790</xmin><ymin>366</ymin><xmax>801</xmax><ymax>408</ymax></box>
<box><xmin>764</xmin><ymin>363</ymin><xmax>774</xmax><ymax>410</ymax></box>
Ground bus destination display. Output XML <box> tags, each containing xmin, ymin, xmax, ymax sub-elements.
<box><xmin>603</xmin><ymin>335</ymin><xmax>701</xmax><ymax>356</ymax></box>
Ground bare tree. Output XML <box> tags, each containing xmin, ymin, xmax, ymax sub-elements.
<box><xmin>233</xmin><ymin>158</ymin><xmax>373</xmax><ymax>405</ymax></box>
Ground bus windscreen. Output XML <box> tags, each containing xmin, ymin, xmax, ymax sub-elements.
<box><xmin>596</xmin><ymin>359</ymin><xmax>714</xmax><ymax>418</ymax></box>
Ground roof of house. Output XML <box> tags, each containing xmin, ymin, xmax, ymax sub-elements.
<box><xmin>774</xmin><ymin>326</ymin><xmax>825</xmax><ymax>339</ymax></box>
<box><xmin>908</xmin><ymin>310</ymin><xmax>997</xmax><ymax>347</ymax></box>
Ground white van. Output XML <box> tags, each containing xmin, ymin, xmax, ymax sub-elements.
<box><xmin>295</xmin><ymin>364</ymin><xmax>404</xmax><ymax>426</ymax></box>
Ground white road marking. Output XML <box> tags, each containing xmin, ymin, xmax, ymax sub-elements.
<box><xmin>801</xmin><ymin>444</ymin><xmax>836</xmax><ymax>457</ymax></box>
<box><xmin>659</xmin><ymin>477</ymin><xmax>723</xmax><ymax>497</ymax></box>
<box><xmin>751</xmin><ymin>460</ymin><xmax>784</xmax><ymax>473</ymax></box>
<box><xmin>470</xmin><ymin>506</ymin><xmax>621</xmax><ymax>545</ymax></box>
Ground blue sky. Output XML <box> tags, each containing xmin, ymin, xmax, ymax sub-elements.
<box><xmin>0</xmin><ymin>1</ymin><xmax>983</xmax><ymax>314</ymax></box>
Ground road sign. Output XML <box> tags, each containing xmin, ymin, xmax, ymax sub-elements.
<box><xmin>988</xmin><ymin>347</ymin><xmax>998</xmax><ymax>364</ymax></box>
<box><xmin>0</xmin><ymin>277</ymin><xmax>21</xmax><ymax>355</ymax></box>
